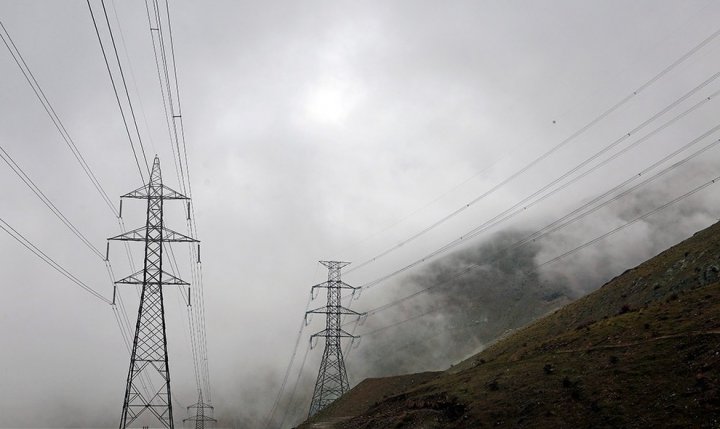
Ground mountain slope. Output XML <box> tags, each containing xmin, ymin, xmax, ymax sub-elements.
<box><xmin>300</xmin><ymin>221</ymin><xmax>720</xmax><ymax>428</ymax></box>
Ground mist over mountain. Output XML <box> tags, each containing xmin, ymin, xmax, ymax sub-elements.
<box><xmin>350</xmin><ymin>231</ymin><xmax>571</xmax><ymax>378</ymax></box>
<box><xmin>253</xmin><ymin>158</ymin><xmax>720</xmax><ymax>429</ymax></box>
<box><xmin>298</xmin><ymin>215</ymin><xmax>720</xmax><ymax>429</ymax></box>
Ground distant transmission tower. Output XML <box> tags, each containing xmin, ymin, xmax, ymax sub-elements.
<box><xmin>109</xmin><ymin>156</ymin><xmax>198</xmax><ymax>429</ymax></box>
<box><xmin>183</xmin><ymin>392</ymin><xmax>217</xmax><ymax>429</ymax></box>
<box><xmin>306</xmin><ymin>261</ymin><xmax>362</xmax><ymax>417</ymax></box>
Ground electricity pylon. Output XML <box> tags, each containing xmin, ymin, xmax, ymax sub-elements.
<box><xmin>183</xmin><ymin>392</ymin><xmax>217</xmax><ymax>429</ymax></box>
<box><xmin>306</xmin><ymin>261</ymin><xmax>362</xmax><ymax>417</ymax></box>
<box><xmin>109</xmin><ymin>156</ymin><xmax>198</xmax><ymax>429</ymax></box>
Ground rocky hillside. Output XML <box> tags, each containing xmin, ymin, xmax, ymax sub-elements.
<box><xmin>299</xmin><ymin>221</ymin><xmax>720</xmax><ymax>428</ymax></box>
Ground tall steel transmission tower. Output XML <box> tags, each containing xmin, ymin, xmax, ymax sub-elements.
<box><xmin>183</xmin><ymin>392</ymin><xmax>217</xmax><ymax>429</ymax></box>
<box><xmin>109</xmin><ymin>156</ymin><xmax>198</xmax><ymax>429</ymax></box>
<box><xmin>306</xmin><ymin>261</ymin><xmax>362</xmax><ymax>417</ymax></box>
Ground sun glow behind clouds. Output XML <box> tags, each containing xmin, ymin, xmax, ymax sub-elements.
<box><xmin>304</xmin><ymin>78</ymin><xmax>363</xmax><ymax>124</ymax></box>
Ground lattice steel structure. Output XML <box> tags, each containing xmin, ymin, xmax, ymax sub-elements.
<box><xmin>110</xmin><ymin>156</ymin><xmax>198</xmax><ymax>428</ymax></box>
<box><xmin>306</xmin><ymin>261</ymin><xmax>362</xmax><ymax>417</ymax></box>
<box><xmin>183</xmin><ymin>392</ymin><xmax>217</xmax><ymax>429</ymax></box>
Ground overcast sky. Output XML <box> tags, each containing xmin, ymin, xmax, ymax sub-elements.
<box><xmin>1</xmin><ymin>1</ymin><xmax>720</xmax><ymax>428</ymax></box>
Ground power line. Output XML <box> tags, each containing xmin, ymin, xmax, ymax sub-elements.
<box><xmin>354</xmin><ymin>128</ymin><xmax>720</xmax><ymax>322</ymax></box>
<box><xmin>98</xmin><ymin>0</ymin><xmax>151</xmax><ymax>174</ymax></box>
<box><xmin>357</xmin><ymin>306</ymin><xmax>438</xmax><ymax>339</ymax></box>
<box><xmin>338</xmin><ymin>5</ymin><xmax>719</xmax><ymax>263</ymax></box>
<box><xmin>1</xmin><ymin>14</ymin><xmax>165</xmax><ymax>402</ymax></box>
<box><xmin>0</xmin><ymin>216</ymin><xmax>111</xmax><ymax>304</ymax></box>
<box><xmin>337</xmin><ymin>155</ymin><xmax>508</xmax><ymax>257</ymax></box>
<box><xmin>347</xmin><ymin>25</ymin><xmax>720</xmax><ymax>275</ymax></box>
<box><xmin>538</xmin><ymin>175</ymin><xmax>720</xmax><ymax>267</ymax></box>
<box><xmin>357</xmin><ymin>73</ymin><xmax>720</xmax><ymax>291</ymax></box>
<box><xmin>0</xmin><ymin>145</ymin><xmax>105</xmax><ymax>259</ymax></box>
<box><xmin>195</xmin><ymin>262</ymin><xmax>212</xmax><ymax>400</ymax></box>
<box><xmin>0</xmin><ymin>18</ymin><xmax>119</xmax><ymax>216</ymax></box>
<box><xmin>516</xmin><ymin>130</ymin><xmax>720</xmax><ymax>245</ymax></box>
<box><xmin>162</xmin><ymin>239</ymin><xmax>205</xmax><ymax>399</ymax></box>
<box><xmin>264</xmin><ymin>294</ymin><xmax>313</xmax><ymax>429</ymax></box>
<box><xmin>106</xmin><ymin>263</ymin><xmax>156</xmax><ymax>401</ymax></box>
<box><xmin>265</xmin><ymin>262</ymin><xmax>322</xmax><ymax>429</ymax></box>
<box><xmin>108</xmin><ymin>0</ymin><xmax>159</xmax><ymax>156</ymax></box>
<box><xmin>144</xmin><ymin>0</ymin><xmax>186</xmax><ymax>194</ymax></box>
<box><xmin>144</xmin><ymin>0</ymin><xmax>213</xmax><ymax>402</ymax></box>
<box><xmin>2</xmin><ymin>14</ymin><xmax>162</xmax><ymax>400</ymax></box>
<box><xmin>150</xmin><ymin>0</ymin><xmax>194</xmax><ymax>205</ymax></box>
<box><xmin>86</xmin><ymin>0</ymin><xmax>148</xmax><ymax>182</ymax></box>
<box><xmin>352</xmin><ymin>171</ymin><xmax>720</xmax><ymax>342</ymax></box>
<box><xmin>278</xmin><ymin>342</ymin><xmax>311</xmax><ymax>429</ymax></box>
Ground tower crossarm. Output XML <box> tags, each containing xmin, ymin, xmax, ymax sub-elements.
<box><xmin>310</xmin><ymin>328</ymin><xmax>359</xmax><ymax>340</ymax></box>
<box><xmin>108</xmin><ymin>226</ymin><xmax>199</xmax><ymax>243</ymax></box>
<box><xmin>183</xmin><ymin>416</ymin><xmax>218</xmax><ymax>422</ymax></box>
<box><xmin>121</xmin><ymin>184</ymin><xmax>189</xmax><ymax>200</ymax></box>
<box><xmin>186</xmin><ymin>403</ymin><xmax>214</xmax><ymax>411</ymax></box>
<box><xmin>306</xmin><ymin>305</ymin><xmax>362</xmax><ymax>317</ymax></box>
<box><xmin>115</xmin><ymin>269</ymin><xmax>190</xmax><ymax>286</ymax></box>
<box><xmin>310</xmin><ymin>280</ymin><xmax>358</xmax><ymax>290</ymax></box>
<box><xmin>310</xmin><ymin>281</ymin><xmax>359</xmax><ymax>298</ymax></box>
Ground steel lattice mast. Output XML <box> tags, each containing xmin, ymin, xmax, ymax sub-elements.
<box><xmin>109</xmin><ymin>156</ymin><xmax>198</xmax><ymax>429</ymax></box>
<box><xmin>183</xmin><ymin>392</ymin><xmax>217</xmax><ymax>429</ymax></box>
<box><xmin>306</xmin><ymin>261</ymin><xmax>362</xmax><ymax>417</ymax></box>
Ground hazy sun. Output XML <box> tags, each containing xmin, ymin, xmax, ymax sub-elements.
<box><xmin>304</xmin><ymin>80</ymin><xmax>360</xmax><ymax>124</ymax></box>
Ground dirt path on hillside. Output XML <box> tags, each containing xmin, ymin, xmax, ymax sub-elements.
<box><xmin>554</xmin><ymin>330</ymin><xmax>720</xmax><ymax>354</ymax></box>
